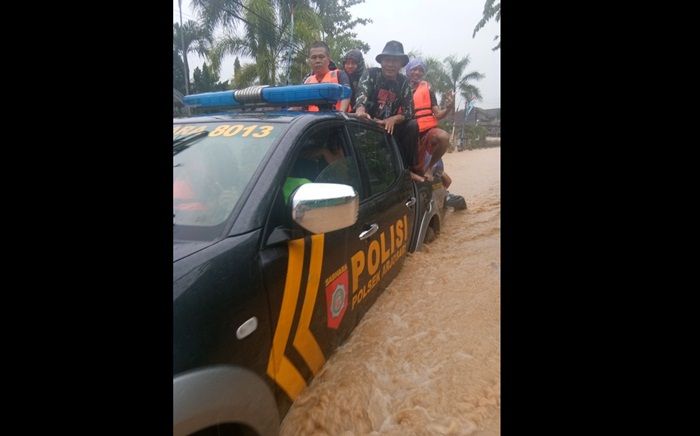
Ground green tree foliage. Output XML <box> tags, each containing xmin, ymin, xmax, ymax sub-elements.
<box><xmin>173</xmin><ymin>49</ymin><xmax>187</xmax><ymax>94</ymax></box>
<box><xmin>444</xmin><ymin>54</ymin><xmax>484</xmax><ymax>105</ymax></box>
<box><xmin>192</xmin><ymin>63</ymin><xmax>230</xmax><ymax>93</ymax></box>
<box><xmin>229</xmin><ymin>56</ymin><xmax>258</xmax><ymax>88</ymax></box>
<box><xmin>460</xmin><ymin>82</ymin><xmax>483</xmax><ymax>105</ymax></box>
<box><xmin>197</xmin><ymin>0</ymin><xmax>310</xmax><ymax>84</ymax></box>
<box><xmin>234</xmin><ymin>62</ymin><xmax>260</xmax><ymax>88</ymax></box>
<box><xmin>234</xmin><ymin>56</ymin><xmax>242</xmax><ymax>78</ymax></box>
<box><xmin>423</xmin><ymin>57</ymin><xmax>452</xmax><ymax>98</ymax></box>
<box><xmin>313</xmin><ymin>0</ymin><xmax>371</xmax><ymax>57</ymax></box>
<box><xmin>473</xmin><ymin>0</ymin><xmax>500</xmax><ymax>50</ymax></box>
<box><xmin>464</xmin><ymin>125</ymin><xmax>489</xmax><ymax>148</ymax></box>
<box><xmin>174</xmin><ymin>20</ymin><xmax>214</xmax><ymax>93</ymax></box>
<box><xmin>191</xmin><ymin>0</ymin><xmax>370</xmax><ymax>85</ymax></box>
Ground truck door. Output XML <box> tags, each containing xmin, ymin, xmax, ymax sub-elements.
<box><xmin>258</xmin><ymin>122</ymin><xmax>363</xmax><ymax>414</ymax></box>
<box><xmin>344</xmin><ymin>124</ymin><xmax>417</xmax><ymax>325</ymax></box>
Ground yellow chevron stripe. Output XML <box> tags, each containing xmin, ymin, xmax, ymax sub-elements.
<box><xmin>273</xmin><ymin>357</ymin><xmax>307</xmax><ymax>401</ymax></box>
<box><xmin>293</xmin><ymin>234</ymin><xmax>326</xmax><ymax>375</ymax></box>
<box><xmin>266</xmin><ymin>238</ymin><xmax>307</xmax><ymax>400</ymax></box>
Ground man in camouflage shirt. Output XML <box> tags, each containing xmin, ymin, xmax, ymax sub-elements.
<box><xmin>354</xmin><ymin>40</ymin><xmax>421</xmax><ymax>177</ymax></box>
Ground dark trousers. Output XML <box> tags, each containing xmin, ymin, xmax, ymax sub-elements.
<box><xmin>393</xmin><ymin>119</ymin><xmax>419</xmax><ymax>170</ymax></box>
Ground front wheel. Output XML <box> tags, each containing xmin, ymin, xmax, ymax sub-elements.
<box><xmin>424</xmin><ymin>226</ymin><xmax>436</xmax><ymax>244</ymax></box>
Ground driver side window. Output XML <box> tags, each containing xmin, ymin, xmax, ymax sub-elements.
<box><xmin>285</xmin><ymin>126</ymin><xmax>361</xmax><ymax>202</ymax></box>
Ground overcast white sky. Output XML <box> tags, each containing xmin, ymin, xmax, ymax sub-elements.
<box><xmin>173</xmin><ymin>0</ymin><xmax>500</xmax><ymax>109</ymax></box>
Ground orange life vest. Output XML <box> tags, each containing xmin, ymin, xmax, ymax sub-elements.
<box><xmin>413</xmin><ymin>81</ymin><xmax>438</xmax><ymax>133</ymax></box>
<box><xmin>304</xmin><ymin>70</ymin><xmax>350</xmax><ymax>112</ymax></box>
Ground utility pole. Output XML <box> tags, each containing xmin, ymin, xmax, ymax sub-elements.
<box><xmin>285</xmin><ymin>1</ymin><xmax>295</xmax><ymax>85</ymax></box>
<box><xmin>460</xmin><ymin>101</ymin><xmax>466</xmax><ymax>148</ymax></box>
<box><xmin>450</xmin><ymin>93</ymin><xmax>457</xmax><ymax>145</ymax></box>
<box><xmin>178</xmin><ymin>0</ymin><xmax>189</xmax><ymax>95</ymax></box>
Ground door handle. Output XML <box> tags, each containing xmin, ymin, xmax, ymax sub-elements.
<box><xmin>405</xmin><ymin>197</ymin><xmax>416</xmax><ymax>207</ymax></box>
<box><xmin>358</xmin><ymin>224</ymin><xmax>379</xmax><ymax>240</ymax></box>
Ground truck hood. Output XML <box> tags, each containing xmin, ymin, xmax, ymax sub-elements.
<box><xmin>173</xmin><ymin>239</ymin><xmax>215</xmax><ymax>262</ymax></box>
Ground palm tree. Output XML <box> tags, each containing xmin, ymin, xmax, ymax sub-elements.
<box><xmin>191</xmin><ymin>0</ymin><xmax>245</xmax><ymax>34</ymax></box>
<box><xmin>443</xmin><ymin>55</ymin><xmax>485</xmax><ymax>143</ymax></box>
<box><xmin>173</xmin><ymin>20</ymin><xmax>214</xmax><ymax>94</ymax></box>
<box><xmin>173</xmin><ymin>48</ymin><xmax>187</xmax><ymax>95</ymax></box>
<box><xmin>191</xmin><ymin>1</ymin><xmax>371</xmax><ymax>85</ymax></box>
<box><xmin>233</xmin><ymin>60</ymin><xmax>260</xmax><ymax>88</ymax></box>
<box><xmin>444</xmin><ymin>55</ymin><xmax>484</xmax><ymax>100</ymax></box>
<box><xmin>473</xmin><ymin>0</ymin><xmax>501</xmax><ymax>50</ymax></box>
<box><xmin>459</xmin><ymin>82</ymin><xmax>483</xmax><ymax>105</ymax></box>
<box><xmin>423</xmin><ymin>57</ymin><xmax>452</xmax><ymax>102</ymax></box>
<box><xmin>194</xmin><ymin>0</ymin><xmax>322</xmax><ymax>85</ymax></box>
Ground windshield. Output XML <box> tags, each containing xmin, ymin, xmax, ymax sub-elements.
<box><xmin>173</xmin><ymin>122</ymin><xmax>287</xmax><ymax>239</ymax></box>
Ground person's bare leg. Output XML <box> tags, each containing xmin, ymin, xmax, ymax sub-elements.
<box><xmin>410</xmin><ymin>171</ymin><xmax>426</xmax><ymax>182</ymax></box>
<box><xmin>428</xmin><ymin>130</ymin><xmax>450</xmax><ymax>168</ymax></box>
<box><xmin>424</xmin><ymin>129</ymin><xmax>449</xmax><ymax>181</ymax></box>
<box><xmin>441</xmin><ymin>171</ymin><xmax>452</xmax><ymax>189</ymax></box>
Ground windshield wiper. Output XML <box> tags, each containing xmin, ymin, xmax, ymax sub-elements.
<box><xmin>173</xmin><ymin>131</ymin><xmax>208</xmax><ymax>154</ymax></box>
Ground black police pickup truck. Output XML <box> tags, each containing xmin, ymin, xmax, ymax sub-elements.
<box><xmin>173</xmin><ymin>84</ymin><xmax>447</xmax><ymax>435</ymax></box>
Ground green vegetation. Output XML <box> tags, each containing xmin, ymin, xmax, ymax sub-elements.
<box><xmin>187</xmin><ymin>0</ymin><xmax>372</xmax><ymax>87</ymax></box>
<box><xmin>473</xmin><ymin>0</ymin><xmax>500</xmax><ymax>51</ymax></box>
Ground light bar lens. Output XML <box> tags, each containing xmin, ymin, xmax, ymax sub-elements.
<box><xmin>183</xmin><ymin>84</ymin><xmax>351</xmax><ymax>109</ymax></box>
<box><xmin>183</xmin><ymin>91</ymin><xmax>238</xmax><ymax>108</ymax></box>
<box><xmin>262</xmin><ymin>83</ymin><xmax>351</xmax><ymax>104</ymax></box>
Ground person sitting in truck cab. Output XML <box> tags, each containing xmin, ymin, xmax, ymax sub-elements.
<box><xmin>283</xmin><ymin>131</ymin><xmax>359</xmax><ymax>204</ymax></box>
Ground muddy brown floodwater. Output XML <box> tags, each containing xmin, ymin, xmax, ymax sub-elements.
<box><xmin>280</xmin><ymin>147</ymin><xmax>501</xmax><ymax>436</ymax></box>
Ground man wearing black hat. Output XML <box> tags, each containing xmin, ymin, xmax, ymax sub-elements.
<box><xmin>354</xmin><ymin>40</ymin><xmax>421</xmax><ymax>177</ymax></box>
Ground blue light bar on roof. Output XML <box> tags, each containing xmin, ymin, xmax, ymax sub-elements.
<box><xmin>183</xmin><ymin>83</ymin><xmax>352</xmax><ymax>109</ymax></box>
<box><xmin>182</xmin><ymin>90</ymin><xmax>239</xmax><ymax>108</ymax></box>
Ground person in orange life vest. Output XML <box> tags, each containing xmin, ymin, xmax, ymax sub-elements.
<box><xmin>173</xmin><ymin>156</ymin><xmax>209</xmax><ymax>213</ymax></box>
<box><xmin>174</xmin><ymin>152</ymin><xmax>239</xmax><ymax>225</ymax></box>
<box><xmin>173</xmin><ymin>177</ymin><xmax>205</xmax><ymax>212</ymax></box>
<box><xmin>303</xmin><ymin>41</ymin><xmax>351</xmax><ymax>112</ymax></box>
<box><xmin>406</xmin><ymin>58</ymin><xmax>455</xmax><ymax>182</ymax></box>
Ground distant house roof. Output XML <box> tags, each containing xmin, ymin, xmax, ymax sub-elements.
<box><xmin>452</xmin><ymin>107</ymin><xmax>500</xmax><ymax>126</ymax></box>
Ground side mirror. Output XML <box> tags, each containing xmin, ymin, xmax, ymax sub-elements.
<box><xmin>291</xmin><ymin>183</ymin><xmax>358</xmax><ymax>234</ymax></box>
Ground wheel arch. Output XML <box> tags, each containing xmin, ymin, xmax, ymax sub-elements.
<box><xmin>174</xmin><ymin>365</ymin><xmax>279</xmax><ymax>436</ymax></box>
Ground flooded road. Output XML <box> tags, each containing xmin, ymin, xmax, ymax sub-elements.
<box><xmin>280</xmin><ymin>147</ymin><xmax>501</xmax><ymax>435</ymax></box>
